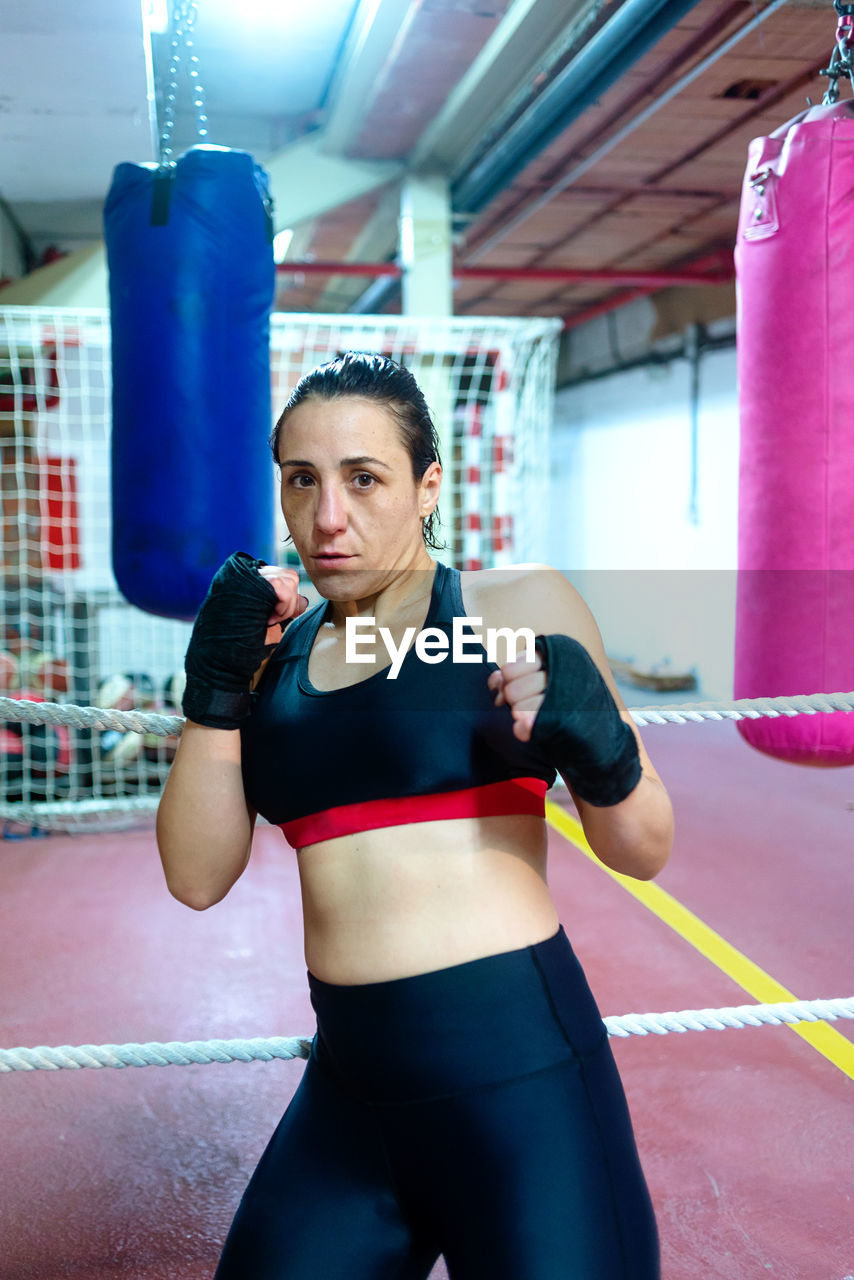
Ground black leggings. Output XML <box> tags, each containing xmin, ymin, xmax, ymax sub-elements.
<box><xmin>214</xmin><ymin>925</ymin><xmax>659</xmax><ymax>1279</ymax></box>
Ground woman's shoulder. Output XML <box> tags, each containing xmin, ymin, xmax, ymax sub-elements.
<box><xmin>459</xmin><ymin>562</ymin><xmax>595</xmax><ymax>640</ymax></box>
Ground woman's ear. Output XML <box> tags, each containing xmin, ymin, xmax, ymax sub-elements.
<box><xmin>419</xmin><ymin>461</ymin><xmax>442</xmax><ymax>517</ymax></box>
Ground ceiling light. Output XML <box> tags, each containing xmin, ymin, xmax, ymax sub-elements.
<box><xmin>201</xmin><ymin>0</ymin><xmax>336</xmax><ymax>28</ymax></box>
<box><xmin>143</xmin><ymin>0</ymin><xmax>170</xmax><ymax>35</ymax></box>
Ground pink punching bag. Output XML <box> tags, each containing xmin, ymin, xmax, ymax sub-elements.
<box><xmin>734</xmin><ymin>100</ymin><xmax>854</xmax><ymax>765</ymax></box>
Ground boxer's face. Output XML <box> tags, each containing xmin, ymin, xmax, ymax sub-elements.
<box><xmin>276</xmin><ymin>395</ymin><xmax>441</xmax><ymax>598</ymax></box>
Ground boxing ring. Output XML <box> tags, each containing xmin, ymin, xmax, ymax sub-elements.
<box><xmin>2</xmin><ymin>297</ymin><xmax>852</xmax><ymax>1277</ymax></box>
<box><xmin>1</xmin><ymin>684</ymin><xmax>852</xmax><ymax>1280</ymax></box>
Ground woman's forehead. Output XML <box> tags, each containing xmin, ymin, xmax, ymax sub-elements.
<box><xmin>278</xmin><ymin>397</ymin><xmax>403</xmax><ymax>453</ymax></box>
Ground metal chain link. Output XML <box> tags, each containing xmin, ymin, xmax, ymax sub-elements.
<box><xmin>821</xmin><ymin>2</ymin><xmax>854</xmax><ymax>105</ymax></box>
<box><xmin>158</xmin><ymin>0</ymin><xmax>210</xmax><ymax>165</ymax></box>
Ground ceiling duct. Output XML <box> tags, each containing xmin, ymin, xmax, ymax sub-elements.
<box><xmin>350</xmin><ymin>0</ymin><xmax>709</xmax><ymax>314</ymax></box>
<box><xmin>451</xmin><ymin>0</ymin><xmax>707</xmax><ymax>220</ymax></box>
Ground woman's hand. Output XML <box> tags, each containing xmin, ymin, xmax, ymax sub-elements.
<box><xmin>182</xmin><ymin>552</ymin><xmax>309</xmax><ymax>729</ymax></box>
<box><xmin>257</xmin><ymin>565</ymin><xmax>309</xmax><ymax>644</ymax></box>
<box><xmin>486</xmin><ymin>651</ymin><xmax>546</xmax><ymax>743</ymax></box>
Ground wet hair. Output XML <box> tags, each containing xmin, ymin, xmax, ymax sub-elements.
<box><xmin>270</xmin><ymin>352</ymin><xmax>445</xmax><ymax>550</ymax></box>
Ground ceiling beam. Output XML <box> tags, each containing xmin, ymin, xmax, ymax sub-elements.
<box><xmin>410</xmin><ymin>0</ymin><xmax>596</xmax><ymax>176</ymax></box>
<box><xmin>264</xmin><ymin>132</ymin><xmax>402</xmax><ymax>229</ymax></box>
<box><xmin>320</xmin><ymin>0</ymin><xmax>423</xmax><ymax>157</ymax></box>
<box><xmin>342</xmin><ymin>0</ymin><xmax>602</xmax><ymax>313</ymax></box>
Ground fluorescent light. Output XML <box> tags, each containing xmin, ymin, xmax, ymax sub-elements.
<box><xmin>273</xmin><ymin>228</ymin><xmax>294</xmax><ymax>263</ymax></box>
<box><xmin>208</xmin><ymin>0</ymin><xmax>308</xmax><ymax>24</ymax></box>
<box><xmin>197</xmin><ymin>0</ymin><xmax>353</xmax><ymax>32</ymax></box>
<box><xmin>143</xmin><ymin>0</ymin><xmax>170</xmax><ymax>35</ymax></box>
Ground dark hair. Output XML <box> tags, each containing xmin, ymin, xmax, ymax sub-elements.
<box><xmin>270</xmin><ymin>352</ymin><xmax>445</xmax><ymax>550</ymax></box>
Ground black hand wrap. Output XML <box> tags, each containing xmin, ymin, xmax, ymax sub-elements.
<box><xmin>531</xmin><ymin>634</ymin><xmax>642</xmax><ymax>807</ymax></box>
<box><xmin>182</xmin><ymin>551</ymin><xmax>281</xmax><ymax>729</ymax></box>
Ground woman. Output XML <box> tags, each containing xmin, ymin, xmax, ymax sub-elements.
<box><xmin>156</xmin><ymin>352</ymin><xmax>674</xmax><ymax>1280</ymax></box>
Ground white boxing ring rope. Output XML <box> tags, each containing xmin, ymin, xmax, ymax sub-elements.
<box><xmin>3</xmin><ymin>688</ymin><xmax>854</xmax><ymax>826</ymax></box>
<box><xmin>2</xmin><ymin>998</ymin><xmax>854</xmax><ymax>1074</ymax></box>
<box><xmin>5</xmin><ymin>687</ymin><xmax>854</xmax><ymax>739</ymax></box>
<box><xmin>1</xmin><ymin>688</ymin><xmax>852</xmax><ymax>1071</ymax></box>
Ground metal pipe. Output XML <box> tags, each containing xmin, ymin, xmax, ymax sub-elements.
<box><xmin>561</xmin><ymin>251</ymin><xmax>734</xmax><ymax>330</ymax></box>
<box><xmin>466</xmin><ymin>0</ymin><xmax>792</xmax><ymax>264</ymax></box>
<box><xmin>558</xmin><ymin>327</ymin><xmax>735</xmax><ymax>390</ymax></box>
<box><xmin>451</xmin><ymin>0</ymin><xmax>708</xmax><ymax>219</ymax></box>
<box><xmin>561</xmin><ymin>288</ymin><xmax>651</xmax><ymax>331</ymax></box>
<box><xmin>466</xmin><ymin>0</ymin><xmax>748</xmax><ymax>264</ymax></box>
<box><xmin>277</xmin><ymin>261</ymin><xmax>732</xmax><ymax>287</ymax></box>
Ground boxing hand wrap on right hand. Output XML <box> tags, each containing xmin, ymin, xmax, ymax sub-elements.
<box><xmin>182</xmin><ymin>551</ymin><xmax>282</xmax><ymax>729</ymax></box>
<box><xmin>530</xmin><ymin>633</ymin><xmax>642</xmax><ymax>807</ymax></box>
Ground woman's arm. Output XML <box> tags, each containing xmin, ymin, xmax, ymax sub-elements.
<box><xmin>156</xmin><ymin>722</ymin><xmax>257</xmax><ymax>909</ymax></box>
<box><xmin>566</xmin><ymin>772</ymin><xmax>673</xmax><ymax>881</ymax></box>
<box><xmin>481</xmin><ymin>564</ymin><xmax>675</xmax><ymax>881</ymax></box>
<box><xmin>156</xmin><ymin>556</ymin><xmax>307</xmax><ymax>909</ymax></box>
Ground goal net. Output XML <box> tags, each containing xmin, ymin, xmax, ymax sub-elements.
<box><xmin>0</xmin><ymin>306</ymin><xmax>560</xmax><ymax>829</ymax></box>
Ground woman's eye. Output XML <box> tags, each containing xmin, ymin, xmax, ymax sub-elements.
<box><xmin>353</xmin><ymin>473</ymin><xmax>376</xmax><ymax>488</ymax></box>
<box><xmin>288</xmin><ymin>473</ymin><xmax>314</xmax><ymax>488</ymax></box>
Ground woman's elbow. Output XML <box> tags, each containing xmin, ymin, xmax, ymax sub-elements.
<box><xmin>156</xmin><ymin>810</ymin><xmax>252</xmax><ymax>910</ymax></box>
<box><xmin>157</xmin><ymin>838</ymin><xmax>249</xmax><ymax>910</ymax></box>
<box><xmin>165</xmin><ymin>878</ymin><xmax>228</xmax><ymax>911</ymax></box>
<box><xmin>628</xmin><ymin>787</ymin><xmax>674</xmax><ymax>880</ymax></box>
<box><xmin>595</xmin><ymin>827</ymin><xmax>672</xmax><ymax>881</ymax></box>
<box><xmin>578</xmin><ymin>774</ymin><xmax>674</xmax><ymax>881</ymax></box>
<box><xmin>628</xmin><ymin>841</ymin><xmax>672</xmax><ymax>881</ymax></box>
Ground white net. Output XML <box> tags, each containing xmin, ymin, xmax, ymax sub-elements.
<box><xmin>0</xmin><ymin>306</ymin><xmax>560</xmax><ymax>831</ymax></box>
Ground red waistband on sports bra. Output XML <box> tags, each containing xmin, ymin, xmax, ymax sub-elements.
<box><xmin>277</xmin><ymin>776</ymin><xmax>549</xmax><ymax>850</ymax></box>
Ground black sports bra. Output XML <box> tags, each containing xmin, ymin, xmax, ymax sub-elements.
<box><xmin>240</xmin><ymin>561</ymin><xmax>557</xmax><ymax>848</ymax></box>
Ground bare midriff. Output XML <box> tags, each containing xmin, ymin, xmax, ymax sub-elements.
<box><xmin>296</xmin><ymin>811</ymin><xmax>560</xmax><ymax>985</ymax></box>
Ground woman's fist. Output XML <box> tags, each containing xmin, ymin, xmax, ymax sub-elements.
<box><xmin>257</xmin><ymin>565</ymin><xmax>309</xmax><ymax>642</ymax></box>
<box><xmin>526</xmin><ymin>633</ymin><xmax>642</xmax><ymax>806</ymax></box>
<box><xmin>182</xmin><ymin>552</ymin><xmax>307</xmax><ymax>729</ymax></box>
<box><xmin>486</xmin><ymin>651</ymin><xmax>547</xmax><ymax>743</ymax></box>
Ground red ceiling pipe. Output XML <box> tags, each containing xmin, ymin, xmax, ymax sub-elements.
<box><xmin>277</xmin><ymin>261</ymin><xmax>732</xmax><ymax>287</ymax></box>
<box><xmin>561</xmin><ymin>287</ymin><xmax>654</xmax><ymax>331</ymax></box>
<box><xmin>561</xmin><ymin>250</ymin><xmax>735</xmax><ymax>330</ymax></box>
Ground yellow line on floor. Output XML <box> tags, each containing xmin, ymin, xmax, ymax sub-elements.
<box><xmin>545</xmin><ymin>800</ymin><xmax>854</xmax><ymax>1080</ymax></box>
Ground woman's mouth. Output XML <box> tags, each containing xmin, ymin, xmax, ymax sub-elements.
<box><xmin>313</xmin><ymin>553</ymin><xmax>353</xmax><ymax>566</ymax></box>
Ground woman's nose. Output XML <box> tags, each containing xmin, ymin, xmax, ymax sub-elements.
<box><xmin>314</xmin><ymin>484</ymin><xmax>348</xmax><ymax>533</ymax></box>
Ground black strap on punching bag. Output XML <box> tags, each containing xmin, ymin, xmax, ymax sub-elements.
<box><xmin>150</xmin><ymin>165</ymin><xmax>175</xmax><ymax>226</ymax></box>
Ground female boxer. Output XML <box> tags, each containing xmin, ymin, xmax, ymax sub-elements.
<box><xmin>156</xmin><ymin>352</ymin><xmax>674</xmax><ymax>1280</ymax></box>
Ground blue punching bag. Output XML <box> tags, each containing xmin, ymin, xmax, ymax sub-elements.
<box><xmin>104</xmin><ymin>146</ymin><xmax>276</xmax><ymax>620</ymax></box>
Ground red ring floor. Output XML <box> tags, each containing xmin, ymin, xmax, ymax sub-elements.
<box><xmin>1</xmin><ymin>717</ymin><xmax>852</xmax><ymax>1279</ymax></box>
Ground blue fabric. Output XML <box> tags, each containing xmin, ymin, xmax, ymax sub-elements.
<box><xmin>104</xmin><ymin>147</ymin><xmax>275</xmax><ymax>620</ymax></box>
<box><xmin>214</xmin><ymin>925</ymin><xmax>660</xmax><ymax>1279</ymax></box>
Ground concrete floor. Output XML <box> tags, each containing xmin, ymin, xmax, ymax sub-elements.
<box><xmin>1</xmin><ymin>709</ymin><xmax>853</xmax><ymax>1279</ymax></box>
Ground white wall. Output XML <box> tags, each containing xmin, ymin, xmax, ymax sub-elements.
<box><xmin>548</xmin><ymin>344</ymin><xmax>739</xmax><ymax>700</ymax></box>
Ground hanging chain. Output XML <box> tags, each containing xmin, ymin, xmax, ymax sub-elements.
<box><xmin>821</xmin><ymin>1</ymin><xmax>854</xmax><ymax>105</ymax></box>
<box><xmin>158</xmin><ymin>1</ymin><xmax>210</xmax><ymax>165</ymax></box>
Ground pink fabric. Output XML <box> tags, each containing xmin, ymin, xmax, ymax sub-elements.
<box><xmin>735</xmin><ymin>102</ymin><xmax>854</xmax><ymax>765</ymax></box>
